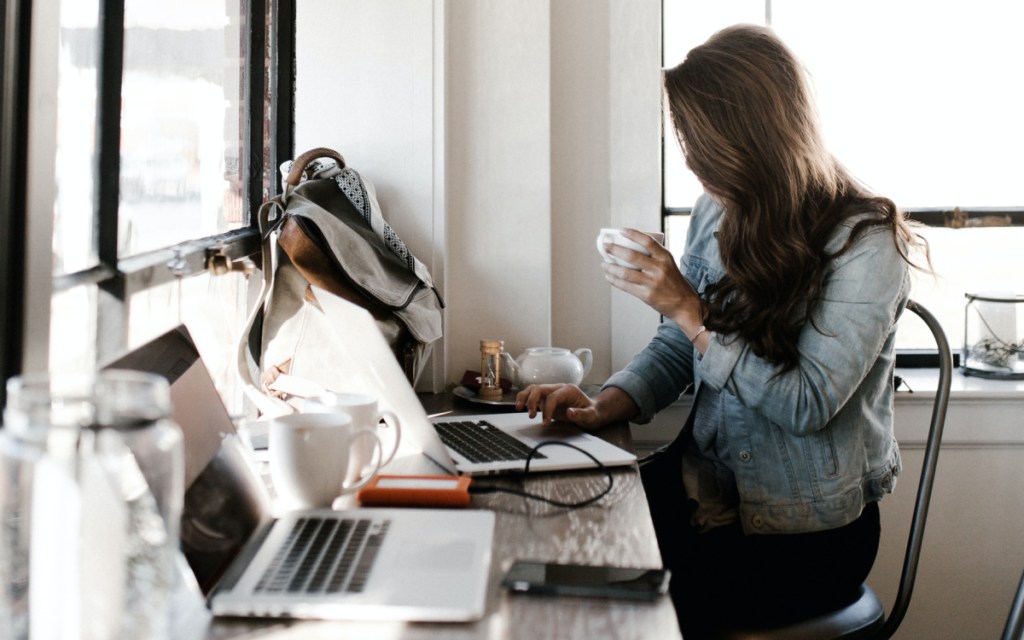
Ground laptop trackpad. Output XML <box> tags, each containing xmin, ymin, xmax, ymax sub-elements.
<box><xmin>397</xmin><ymin>541</ymin><xmax>480</xmax><ymax>571</ymax></box>
<box><xmin>517</xmin><ymin>423</ymin><xmax>588</xmax><ymax>443</ymax></box>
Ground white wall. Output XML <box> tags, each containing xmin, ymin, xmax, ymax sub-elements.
<box><xmin>294</xmin><ymin>0</ymin><xmax>441</xmax><ymax>386</ymax></box>
<box><xmin>606</xmin><ymin>0</ymin><xmax>664</xmax><ymax>373</ymax></box>
<box><xmin>445</xmin><ymin>0</ymin><xmax>554</xmax><ymax>383</ymax></box>
<box><xmin>295</xmin><ymin>0</ymin><xmax>661</xmax><ymax>391</ymax></box>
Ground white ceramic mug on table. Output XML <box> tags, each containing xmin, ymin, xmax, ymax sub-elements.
<box><xmin>269</xmin><ymin>411</ymin><xmax>384</xmax><ymax>509</ymax></box>
<box><xmin>303</xmin><ymin>392</ymin><xmax>402</xmax><ymax>483</ymax></box>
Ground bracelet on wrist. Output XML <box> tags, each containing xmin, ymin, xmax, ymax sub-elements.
<box><xmin>691</xmin><ymin>325</ymin><xmax>708</xmax><ymax>342</ymax></box>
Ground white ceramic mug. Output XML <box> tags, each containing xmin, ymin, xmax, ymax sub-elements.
<box><xmin>596</xmin><ymin>228</ymin><xmax>666</xmax><ymax>269</ymax></box>
<box><xmin>269</xmin><ymin>412</ymin><xmax>383</xmax><ymax>509</ymax></box>
<box><xmin>303</xmin><ymin>392</ymin><xmax>402</xmax><ymax>483</ymax></box>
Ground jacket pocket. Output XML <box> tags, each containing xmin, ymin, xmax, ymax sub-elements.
<box><xmin>813</xmin><ymin>429</ymin><xmax>840</xmax><ymax>479</ymax></box>
<box><xmin>682</xmin><ymin>256</ymin><xmax>721</xmax><ymax>296</ymax></box>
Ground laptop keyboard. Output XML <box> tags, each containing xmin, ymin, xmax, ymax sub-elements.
<box><xmin>255</xmin><ymin>517</ymin><xmax>390</xmax><ymax>595</ymax></box>
<box><xmin>433</xmin><ymin>420</ymin><xmax>547</xmax><ymax>463</ymax></box>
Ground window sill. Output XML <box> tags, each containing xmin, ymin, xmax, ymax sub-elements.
<box><xmin>895</xmin><ymin>367</ymin><xmax>1024</xmax><ymax>401</ymax></box>
<box><xmin>892</xmin><ymin>367</ymin><xmax>1024</xmax><ymax>447</ymax></box>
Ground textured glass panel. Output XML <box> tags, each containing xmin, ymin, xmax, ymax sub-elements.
<box><xmin>128</xmin><ymin>269</ymin><xmax>252</xmax><ymax>414</ymax></box>
<box><xmin>118</xmin><ymin>0</ymin><xmax>245</xmax><ymax>256</ymax></box>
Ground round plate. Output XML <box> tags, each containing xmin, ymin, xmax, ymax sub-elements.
<box><xmin>451</xmin><ymin>385</ymin><xmax>520</xmax><ymax>409</ymax></box>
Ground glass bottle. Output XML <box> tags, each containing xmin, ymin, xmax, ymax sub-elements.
<box><xmin>1</xmin><ymin>370</ymin><xmax>184</xmax><ymax>640</ymax></box>
<box><xmin>0</xmin><ymin>381</ymin><xmax>49</xmax><ymax>639</ymax></box>
<box><xmin>88</xmin><ymin>370</ymin><xmax>184</xmax><ymax>639</ymax></box>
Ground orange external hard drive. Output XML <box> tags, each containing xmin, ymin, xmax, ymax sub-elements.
<box><xmin>357</xmin><ymin>475</ymin><xmax>473</xmax><ymax>508</ymax></box>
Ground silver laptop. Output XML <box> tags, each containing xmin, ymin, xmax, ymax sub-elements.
<box><xmin>268</xmin><ymin>286</ymin><xmax>637</xmax><ymax>477</ymax></box>
<box><xmin>106</xmin><ymin>326</ymin><xmax>494</xmax><ymax>621</ymax></box>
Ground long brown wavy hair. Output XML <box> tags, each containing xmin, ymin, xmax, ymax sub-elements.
<box><xmin>663</xmin><ymin>24</ymin><xmax>926</xmax><ymax>371</ymax></box>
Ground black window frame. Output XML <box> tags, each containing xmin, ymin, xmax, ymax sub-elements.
<box><xmin>0</xmin><ymin>0</ymin><xmax>32</xmax><ymax>412</ymax></box>
<box><xmin>0</xmin><ymin>0</ymin><xmax>296</xmax><ymax>413</ymax></box>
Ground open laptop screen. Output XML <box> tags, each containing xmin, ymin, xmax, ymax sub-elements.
<box><xmin>104</xmin><ymin>326</ymin><xmax>272</xmax><ymax>593</ymax></box>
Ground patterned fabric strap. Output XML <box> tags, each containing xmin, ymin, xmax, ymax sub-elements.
<box><xmin>280</xmin><ymin>159</ymin><xmax>417</xmax><ymax>273</ymax></box>
<box><xmin>333</xmin><ymin>168</ymin><xmax>416</xmax><ymax>272</ymax></box>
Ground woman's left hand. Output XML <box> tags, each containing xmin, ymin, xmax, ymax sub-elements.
<box><xmin>601</xmin><ymin>229</ymin><xmax>703</xmax><ymax>329</ymax></box>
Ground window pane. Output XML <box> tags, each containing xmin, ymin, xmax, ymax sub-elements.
<box><xmin>771</xmin><ymin>0</ymin><xmax>1024</xmax><ymax>208</ymax></box>
<box><xmin>662</xmin><ymin>1</ymin><xmax>1024</xmax><ymax>351</ymax></box>
<box><xmin>663</xmin><ymin>1</ymin><xmax>1024</xmax><ymax>208</ymax></box>
<box><xmin>662</xmin><ymin>0</ymin><xmax>765</xmax><ymax>209</ymax></box>
<box><xmin>664</xmin><ymin>213</ymin><xmax>690</xmax><ymax>264</ymax></box>
<box><xmin>54</xmin><ymin>0</ymin><xmax>100</xmax><ymax>276</ymax></box>
<box><xmin>50</xmin><ymin>285</ymin><xmax>97</xmax><ymax>374</ymax></box>
<box><xmin>128</xmin><ymin>270</ymin><xmax>253</xmax><ymax>415</ymax></box>
<box><xmin>903</xmin><ymin>227</ymin><xmax>1021</xmax><ymax>352</ymax></box>
<box><xmin>119</xmin><ymin>0</ymin><xmax>246</xmax><ymax>257</ymax></box>
<box><xmin>662</xmin><ymin>0</ymin><xmax>764</xmax><ymax>65</ymax></box>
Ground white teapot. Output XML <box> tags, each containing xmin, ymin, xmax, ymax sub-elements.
<box><xmin>500</xmin><ymin>347</ymin><xmax>593</xmax><ymax>387</ymax></box>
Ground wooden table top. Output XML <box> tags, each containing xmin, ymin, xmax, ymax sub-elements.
<box><xmin>207</xmin><ymin>392</ymin><xmax>681</xmax><ymax>640</ymax></box>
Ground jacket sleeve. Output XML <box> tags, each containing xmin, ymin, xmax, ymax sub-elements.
<box><xmin>601</xmin><ymin>194</ymin><xmax>720</xmax><ymax>424</ymax></box>
<box><xmin>603</xmin><ymin>319</ymin><xmax>696</xmax><ymax>424</ymax></box>
<box><xmin>696</xmin><ymin>225</ymin><xmax>910</xmax><ymax>436</ymax></box>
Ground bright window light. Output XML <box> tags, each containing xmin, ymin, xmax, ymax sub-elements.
<box><xmin>663</xmin><ymin>0</ymin><xmax>1024</xmax><ymax>351</ymax></box>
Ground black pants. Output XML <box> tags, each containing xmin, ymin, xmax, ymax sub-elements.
<box><xmin>640</xmin><ymin>447</ymin><xmax>880</xmax><ymax>638</ymax></box>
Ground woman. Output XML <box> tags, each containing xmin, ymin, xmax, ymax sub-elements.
<box><xmin>516</xmin><ymin>24</ymin><xmax>928</xmax><ymax>636</ymax></box>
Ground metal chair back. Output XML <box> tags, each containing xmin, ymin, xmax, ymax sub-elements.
<box><xmin>874</xmin><ymin>299</ymin><xmax>952</xmax><ymax>639</ymax></box>
<box><xmin>1003</xmin><ymin>569</ymin><xmax>1024</xmax><ymax>640</ymax></box>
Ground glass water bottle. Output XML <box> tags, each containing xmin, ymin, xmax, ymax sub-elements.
<box><xmin>1</xmin><ymin>369</ymin><xmax>184</xmax><ymax>640</ymax></box>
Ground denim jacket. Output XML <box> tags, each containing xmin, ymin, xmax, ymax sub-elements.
<box><xmin>606</xmin><ymin>194</ymin><xmax>908</xmax><ymax>534</ymax></box>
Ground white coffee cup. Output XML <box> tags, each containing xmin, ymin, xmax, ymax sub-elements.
<box><xmin>596</xmin><ymin>228</ymin><xmax>666</xmax><ymax>269</ymax></box>
<box><xmin>269</xmin><ymin>412</ymin><xmax>383</xmax><ymax>509</ymax></box>
<box><xmin>302</xmin><ymin>392</ymin><xmax>401</xmax><ymax>483</ymax></box>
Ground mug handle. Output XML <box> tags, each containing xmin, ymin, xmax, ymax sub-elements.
<box><xmin>338</xmin><ymin>428</ymin><xmax>384</xmax><ymax>494</ymax></box>
<box><xmin>374</xmin><ymin>410</ymin><xmax>402</xmax><ymax>467</ymax></box>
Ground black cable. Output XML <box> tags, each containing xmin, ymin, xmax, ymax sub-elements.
<box><xmin>467</xmin><ymin>440</ymin><xmax>614</xmax><ymax>509</ymax></box>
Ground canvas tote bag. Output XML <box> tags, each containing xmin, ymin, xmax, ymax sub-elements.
<box><xmin>237</xmin><ymin>147</ymin><xmax>443</xmax><ymax>411</ymax></box>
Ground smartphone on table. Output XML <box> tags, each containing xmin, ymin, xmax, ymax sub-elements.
<box><xmin>501</xmin><ymin>560</ymin><xmax>671</xmax><ymax>601</ymax></box>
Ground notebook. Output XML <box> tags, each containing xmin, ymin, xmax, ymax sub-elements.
<box><xmin>105</xmin><ymin>326</ymin><xmax>495</xmax><ymax>621</ymax></box>
<box><xmin>267</xmin><ymin>286</ymin><xmax>637</xmax><ymax>477</ymax></box>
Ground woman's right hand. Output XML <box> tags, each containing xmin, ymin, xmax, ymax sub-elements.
<box><xmin>601</xmin><ymin>229</ymin><xmax>704</xmax><ymax>336</ymax></box>
<box><xmin>514</xmin><ymin>384</ymin><xmax>603</xmax><ymax>430</ymax></box>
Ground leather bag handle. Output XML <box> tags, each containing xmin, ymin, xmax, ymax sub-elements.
<box><xmin>285</xmin><ymin>147</ymin><xmax>346</xmax><ymax>186</ymax></box>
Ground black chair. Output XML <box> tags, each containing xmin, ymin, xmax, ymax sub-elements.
<box><xmin>1003</xmin><ymin>568</ymin><xmax>1024</xmax><ymax>640</ymax></box>
<box><xmin>713</xmin><ymin>300</ymin><xmax>952</xmax><ymax>640</ymax></box>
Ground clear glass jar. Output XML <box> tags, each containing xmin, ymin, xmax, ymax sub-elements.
<box><xmin>963</xmin><ymin>293</ymin><xmax>1024</xmax><ymax>380</ymax></box>
<box><xmin>1</xmin><ymin>370</ymin><xmax>184</xmax><ymax>639</ymax></box>
<box><xmin>0</xmin><ymin>388</ymin><xmax>48</xmax><ymax>639</ymax></box>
